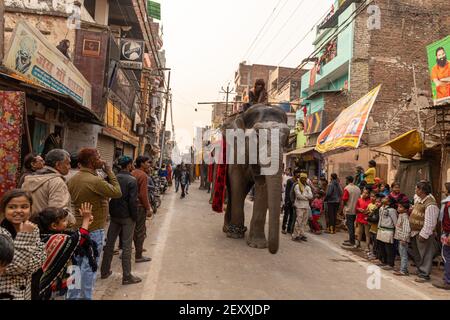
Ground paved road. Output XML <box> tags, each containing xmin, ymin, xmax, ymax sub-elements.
<box><xmin>94</xmin><ymin>181</ymin><xmax>449</xmax><ymax>300</ymax></box>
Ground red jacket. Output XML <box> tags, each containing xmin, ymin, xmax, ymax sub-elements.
<box><xmin>443</xmin><ymin>202</ymin><xmax>450</xmax><ymax>234</ymax></box>
<box><xmin>132</xmin><ymin>169</ymin><xmax>150</xmax><ymax>210</ymax></box>
<box><xmin>355</xmin><ymin>197</ymin><xmax>371</xmax><ymax>225</ymax></box>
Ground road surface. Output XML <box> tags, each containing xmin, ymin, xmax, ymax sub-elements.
<box><xmin>94</xmin><ymin>181</ymin><xmax>449</xmax><ymax>300</ymax></box>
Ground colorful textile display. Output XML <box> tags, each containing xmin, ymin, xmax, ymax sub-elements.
<box><xmin>0</xmin><ymin>91</ymin><xmax>25</xmax><ymax>198</ymax></box>
<box><xmin>212</xmin><ymin>139</ymin><xmax>227</xmax><ymax>213</ymax></box>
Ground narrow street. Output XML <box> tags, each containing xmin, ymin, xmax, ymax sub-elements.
<box><xmin>94</xmin><ymin>183</ymin><xmax>450</xmax><ymax>300</ymax></box>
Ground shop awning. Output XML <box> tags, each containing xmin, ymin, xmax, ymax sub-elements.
<box><xmin>285</xmin><ymin>146</ymin><xmax>317</xmax><ymax>157</ymax></box>
<box><xmin>380</xmin><ymin>129</ymin><xmax>425</xmax><ymax>158</ymax></box>
<box><xmin>0</xmin><ymin>69</ymin><xmax>102</xmax><ymax>126</ymax></box>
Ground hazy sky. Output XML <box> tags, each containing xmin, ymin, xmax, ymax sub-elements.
<box><xmin>159</xmin><ymin>0</ymin><xmax>333</xmax><ymax>151</ymax></box>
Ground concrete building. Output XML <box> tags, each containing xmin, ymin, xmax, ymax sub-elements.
<box><xmin>0</xmin><ymin>0</ymin><xmax>167</xmax><ymax>183</ymax></box>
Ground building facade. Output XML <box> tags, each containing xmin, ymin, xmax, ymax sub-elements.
<box><xmin>298</xmin><ymin>0</ymin><xmax>450</xmax><ymax>187</ymax></box>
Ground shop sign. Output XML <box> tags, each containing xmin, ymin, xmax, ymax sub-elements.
<box><xmin>4</xmin><ymin>20</ymin><xmax>92</xmax><ymax>108</ymax></box>
<box><xmin>106</xmin><ymin>101</ymin><xmax>132</xmax><ymax>135</ymax></box>
<box><xmin>304</xmin><ymin>111</ymin><xmax>323</xmax><ymax>135</ymax></box>
<box><xmin>120</xmin><ymin>39</ymin><xmax>144</xmax><ymax>70</ymax></box>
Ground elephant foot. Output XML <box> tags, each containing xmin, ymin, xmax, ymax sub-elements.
<box><xmin>223</xmin><ymin>224</ymin><xmax>247</xmax><ymax>239</ymax></box>
<box><xmin>247</xmin><ymin>236</ymin><xmax>268</xmax><ymax>249</ymax></box>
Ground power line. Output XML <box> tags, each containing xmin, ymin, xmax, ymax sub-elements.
<box><xmin>246</xmin><ymin>0</ymin><xmax>291</xmax><ymax>61</ymax></box>
<box><xmin>241</xmin><ymin>0</ymin><xmax>284</xmax><ymax>61</ymax></box>
<box><xmin>276</xmin><ymin>5</ymin><xmax>332</xmax><ymax>66</ymax></box>
<box><xmin>254</xmin><ymin>0</ymin><xmax>306</xmax><ymax>62</ymax></box>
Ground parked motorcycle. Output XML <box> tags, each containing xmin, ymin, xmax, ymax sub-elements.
<box><xmin>148</xmin><ymin>175</ymin><xmax>162</xmax><ymax>214</ymax></box>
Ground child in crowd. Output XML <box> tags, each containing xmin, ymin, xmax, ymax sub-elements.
<box><xmin>366</xmin><ymin>192</ymin><xmax>380</xmax><ymax>260</ymax></box>
<box><xmin>0</xmin><ymin>234</ymin><xmax>14</xmax><ymax>275</ymax></box>
<box><xmin>310</xmin><ymin>191</ymin><xmax>324</xmax><ymax>235</ymax></box>
<box><xmin>0</xmin><ymin>234</ymin><xmax>14</xmax><ymax>300</ymax></box>
<box><xmin>0</xmin><ymin>190</ymin><xmax>46</xmax><ymax>300</ymax></box>
<box><xmin>377</xmin><ymin>196</ymin><xmax>398</xmax><ymax>270</ymax></box>
<box><xmin>30</xmin><ymin>204</ymin><xmax>96</xmax><ymax>300</ymax></box>
<box><xmin>393</xmin><ymin>201</ymin><xmax>411</xmax><ymax>276</ymax></box>
<box><xmin>380</xmin><ymin>183</ymin><xmax>390</xmax><ymax>197</ymax></box>
<box><xmin>355</xmin><ymin>188</ymin><xmax>372</xmax><ymax>250</ymax></box>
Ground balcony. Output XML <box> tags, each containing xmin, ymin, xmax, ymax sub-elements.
<box><xmin>319</xmin><ymin>0</ymin><xmax>363</xmax><ymax>30</ymax></box>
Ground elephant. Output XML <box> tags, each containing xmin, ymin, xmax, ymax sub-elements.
<box><xmin>221</xmin><ymin>104</ymin><xmax>290</xmax><ymax>254</ymax></box>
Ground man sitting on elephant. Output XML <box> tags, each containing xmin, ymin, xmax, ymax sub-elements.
<box><xmin>292</xmin><ymin>172</ymin><xmax>313</xmax><ymax>242</ymax></box>
<box><xmin>243</xmin><ymin>79</ymin><xmax>268</xmax><ymax>112</ymax></box>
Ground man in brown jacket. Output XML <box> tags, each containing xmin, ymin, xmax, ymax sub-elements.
<box><xmin>132</xmin><ymin>156</ymin><xmax>152</xmax><ymax>263</ymax></box>
<box><xmin>66</xmin><ymin>148</ymin><xmax>122</xmax><ymax>300</ymax></box>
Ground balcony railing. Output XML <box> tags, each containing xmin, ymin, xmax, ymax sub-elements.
<box><xmin>319</xmin><ymin>0</ymin><xmax>363</xmax><ymax>30</ymax></box>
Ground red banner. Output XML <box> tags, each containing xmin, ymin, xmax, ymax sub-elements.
<box><xmin>0</xmin><ymin>92</ymin><xmax>25</xmax><ymax>198</ymax></box>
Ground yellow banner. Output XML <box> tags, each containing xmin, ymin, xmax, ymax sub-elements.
<box><xmin>315</xmin><ymin>85</ymin><xmax>381</xmax><ymax>153</ymax></box>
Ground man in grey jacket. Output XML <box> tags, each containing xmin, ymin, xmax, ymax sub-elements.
<box><xmin>22</xmin><ymin>149</ymin><xmax>76</xmax><ymax>226</ymax></box>
<box><xmin>101</xmin><ymin>156</ymin><xmax>141</xmax><ymax>285</ymax></box>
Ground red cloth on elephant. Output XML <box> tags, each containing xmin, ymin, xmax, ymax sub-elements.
<box><xmin>208</xmin><ymin>163</ymin><xmax>214</xmax><ymax>183</ymax></box>
<box><xmin>212</xmin><ymin>139</ymin><xmax>227</xmax><ymax>213</ymax></box>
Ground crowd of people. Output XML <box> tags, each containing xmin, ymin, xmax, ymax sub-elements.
<box><xmin>282</xmin><ymin>160</ymin><xmax>450</xmax><ymax>291</ymax></box>
<box><xmin>0</xmin><ymin>149</ymin><xmax>158</xmax><ymax>300</ymax></box>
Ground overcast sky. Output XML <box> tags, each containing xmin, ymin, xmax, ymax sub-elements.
<box><xmin>159</xmin><ymin>0</ymin><xmax>333</xmax><ymax>152</ymax></box>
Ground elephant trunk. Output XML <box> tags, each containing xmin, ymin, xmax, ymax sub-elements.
<box><xmin>266</xmin><ymin>173</ymin><xmax>282</xmax><ymax>254</ymax></box>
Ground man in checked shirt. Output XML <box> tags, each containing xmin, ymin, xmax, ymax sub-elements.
<box><xmin>409</xmin><ymin>181</ymin><xmax>440</xmax><ymax>283</ymax></box>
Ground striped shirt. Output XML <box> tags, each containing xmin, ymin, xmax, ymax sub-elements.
<box><xmin>411</xmin><ymin>195</ymin><xmax>440</xmax><ymax>239</ymax></box>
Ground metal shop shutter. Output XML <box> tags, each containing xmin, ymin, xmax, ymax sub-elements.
<box><xmin>97</xmin><ymin>135</ymin><xmax>115</xmax><ymax>167</ymax></box>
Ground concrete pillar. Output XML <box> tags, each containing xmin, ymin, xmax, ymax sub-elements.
<box><xmin>95</xmin><ymin>0</ymin><xmax>109</xmax><ymax>26</ymax></box>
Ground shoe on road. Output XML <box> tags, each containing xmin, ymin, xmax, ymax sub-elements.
<box><xmin>292</xmin><ymin>237</ymin><xmax>302</xmax><ymax>242</ymax></box>
<box><xmin>432</xmin><ymin>281</ymin><xmax>450</xmax><ymax>290</ymax></box>
<box><xmin>135</xmin><ymin>256</ymin><xmax>152</xmax><ymax>263</ymax></box>
<box><xmin>393</xmin><ymin>271</ymin><xmax>409</xmax><ymax>276</ymax></box>
<box><xmin>281</xmin><ymin>230</ymin><xmax>287</xmax><ymax>235</ymax></box>
<box><xmin>414</xmin><ymin>276</ymin><xmax>431</xmax><ymax>283</ymax></box>
<box><xmin>300</xmin><ymin>236</ymin><xmax>308</xmax><ymax>242</ymax></box>
<box><xmin>342</xmin><ymin>242</ymin><xmax>354</xmax><ymax>247</ymax></box>
<box><xmin>122</xmin><ymin>275</ymin><xmax>142</xmax><ymax>285</ymax></box>
<box><xmin>381</xmin><ymin>266</ymin><xmax>394</xmax><ymax>271</ymax></box>
<box><xmin>101</xmin><ymin>270</ymin><xmax>113</xmax><ymax>280</ymax></box>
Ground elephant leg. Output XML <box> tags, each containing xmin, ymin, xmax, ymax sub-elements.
<box><xmin>223</xmin><ymin>165</ymin><xmax>252</xmax><ymax>239</ymax></box>
<box><xmin>247</xmin><ymin>176</ymin><xmax>268</xmax><ymax>249</ymax></box>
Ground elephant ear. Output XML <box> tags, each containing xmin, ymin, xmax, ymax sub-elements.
<box><xmin>231</xmin><ymin>115</ymin><xmax>246</xmax><ymax>130</ymax></box>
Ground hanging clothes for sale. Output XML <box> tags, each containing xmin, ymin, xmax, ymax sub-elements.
<box><xmin>0</xmin><ymin>91</ymin><xmax>25</xmax><ymax>198</ymax></box>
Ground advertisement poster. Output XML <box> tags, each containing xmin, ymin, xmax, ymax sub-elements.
<box><xmin>4</xmin><ymin>20</ymin><xmax>92</xmax><ymax>108</ymax></box>
<box><xmin>0</xmin><ymin>92</ymin><xmax>25</xmax><ymax>198</ymax></box>
<box><xmin>315</xmin><ymin>85</ymin><xmax>381</xmax><ymax>153</ymax></box>
<box><xmin>427</xmin><ymin>35</ymin><xmax>450</xmax><ymax>106</ymax></box>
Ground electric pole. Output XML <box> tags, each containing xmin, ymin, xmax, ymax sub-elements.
<box><xmin>220</xmin><ymin>82</ymin><xmax>235</xmax><ymax>116</ymax></box>
<box><xmin>159</xmin><ymin>69</ymin><xmax>171</xmax><ymax>168</ymax></box>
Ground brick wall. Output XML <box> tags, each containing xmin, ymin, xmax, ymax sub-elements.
<box><xmin>350</xmin><ymin>0</ymin><xmax>450</xmax><ymax>138</ymax></box>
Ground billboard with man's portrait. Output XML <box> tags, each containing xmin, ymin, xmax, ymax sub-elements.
<box><xmin>427</xmin><ymin>35</ymin><xmax>450</xmax><ymax>106</ymax></box>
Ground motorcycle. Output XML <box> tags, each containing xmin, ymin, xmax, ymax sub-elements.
<box><xmin>159</xmin><ymin>176</ymin><xmax>168</xmax><ymax>194</ymax></box>
<box><xmin>148</xmin><ymin>176</ymin><xmax>162</xmax><ymax>214</ymax></box>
